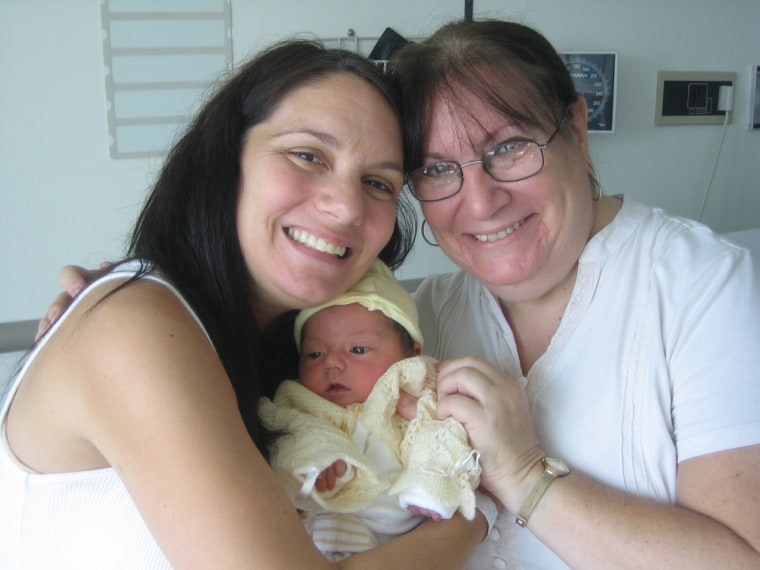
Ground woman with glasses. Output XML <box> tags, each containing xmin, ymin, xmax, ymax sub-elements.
<box><xmin>393</xmin><ymin>19</ymin><xmax>760</xmax><ymax>569</ymax></box>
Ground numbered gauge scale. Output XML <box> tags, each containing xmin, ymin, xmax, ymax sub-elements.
<box><xmin>560</xmin><ymin>51</ymin><xmax>618</xmax><ymax>133</ymax></box>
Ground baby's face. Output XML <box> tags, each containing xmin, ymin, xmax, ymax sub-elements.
<box><xmin>299</xmin><ymin>304</ymin><xmax>411</xmax><ymax>407</ymax></box>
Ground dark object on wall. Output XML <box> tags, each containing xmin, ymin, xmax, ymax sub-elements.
<box><xmin>465</xmin><ymin>0</ymin><xmax>473</xmax><ymax>21</ymax></box>
<box><xmin>369</xmin><ymin>27</ymin><xmax>410</xmax><ymax>61</ymax></box>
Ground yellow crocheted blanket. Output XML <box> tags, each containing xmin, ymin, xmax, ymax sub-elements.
<box><xmin>258</xmin><ymin>356</ymin><xmax>480</xmax><ymax>519</ymax></box>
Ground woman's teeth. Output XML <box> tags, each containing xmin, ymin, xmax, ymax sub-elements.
<box><xmin>288</xmin><ymin>228</ymin><xmax>347</xmax><ymax>257</ymax></box>
<box><xmin>474</xmin><ymin>220</ymin><xmax>523</xmax><ymax>242</ymax></box>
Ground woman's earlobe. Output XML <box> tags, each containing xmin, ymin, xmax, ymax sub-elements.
<box><xmin>570</xmin><ymin>97</ymin><xmax>590</xmax><ymax>149</ymax></box>
<box><xmin>575</xmin><ymin>95</ymin><xmax>589</xmax><ymax>117</ymax></box>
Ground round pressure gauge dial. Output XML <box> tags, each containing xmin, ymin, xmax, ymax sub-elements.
<box><xmin>561</xmin><ymin>52</ymin><xmax>617</xmax><ymax>133</ymax></box>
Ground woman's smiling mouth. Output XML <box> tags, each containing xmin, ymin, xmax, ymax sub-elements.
<box><xmin>288</xmin><ymin>228</ymin><xmax>349</xmax><ymax>258</ymax></box>
<box><xmin>473</xmin><ymin>219</ymin><xmax>525</xmax><ymax>242</ymax></box>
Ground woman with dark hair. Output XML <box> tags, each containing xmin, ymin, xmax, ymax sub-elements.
<box><xmin>0</xmin><ymin>40</ymin><xmax>485</xmax><ymax>568</ymax></box>
<box><xmin>392</xmin><ymin>19</ymin><xmax>760</xmax><ymax>568</ymax></box>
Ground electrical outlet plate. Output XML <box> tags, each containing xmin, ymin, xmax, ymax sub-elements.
<box><xmin>655</xmin><ymin>71</ymin><xmax>736</xmax><ymax>125</ymax></box>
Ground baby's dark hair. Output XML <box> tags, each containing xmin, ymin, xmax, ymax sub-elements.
<box><xmin>392</xmin><ymin>320</ymin><xmax>418</xmax><ymax>356</ymax></box>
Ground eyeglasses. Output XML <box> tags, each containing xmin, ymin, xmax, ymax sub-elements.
<box><xmin>406</xmin><ymin>113</ymin><xmax>568</xmax><ymax>203</ymax></box>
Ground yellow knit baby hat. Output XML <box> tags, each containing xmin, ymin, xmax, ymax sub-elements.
<box><xmin>294</xmin><ymin>259</ymin><xmax>423</xmax><ymax>350</ymax></box>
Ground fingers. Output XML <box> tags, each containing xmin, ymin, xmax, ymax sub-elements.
<box><xmin>435</xmin><ymin>356</ymin><xmax>531</xmax><ymax>436</ymax></box>
<box><xmin>35</xmin><ymin>320</ymin><xmax>48</xmax><ymax>343</ymax></box>
<box><xmin>432</xmin><ymin>356</ymin><xmax>544</xmax><ymax>504</ymax></box>
<box><xmin>435</xmin><ymin>391</ymin><xmax>485</xmax><ymax>425</ymax></box>
<box><xmin>396</xmin><ymin>390</ymin><xmax>419</xmax><ymax>420</ymax></box>
<box><xmin>407</xmin><ymin>506</ymin><xmax>443</xmax><ymax>521</ymax></box>
<box><xmin>315</xmin><ymin>469</ymin><xmax>334</xmax><ymax>493</ymax></box>
<box><xmin>315</xmin><ymin>460</ymin><xmax>347</xmax><ymax>493</ymax></box>
<box><xmin>57</xmin><ymin>265</ymin><xmax>94</xmax><ymax>297</ymax></box>
<box><xmin>36</xmin><ymin>263</ymin><xmax>113</xmax><ymax>342</ymax></box>
<box><xmin>435</xmin><ymin>356</ymin><xmax>507</xmax><ymax>421</ymax></box>
<box><xmin>35</xmin><ymin>291</ymin><xmax>77</xmax><ymax>341</ymax></box>
<box><xmin>436</xmin><ymin>356</ymin><xmax>503</xmax><ymax>401</ymax></box>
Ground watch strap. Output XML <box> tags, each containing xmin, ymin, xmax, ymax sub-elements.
<box><xmin>515</xmin><ymin>457</ymin><xmax>569</xmax><ymax>528</ymax></box>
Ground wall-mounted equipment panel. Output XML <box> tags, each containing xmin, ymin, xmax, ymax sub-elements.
<box><xmin>656</xmin><ymin>71</ymin><xmax>735</xmax><ymax>126</ymax></box>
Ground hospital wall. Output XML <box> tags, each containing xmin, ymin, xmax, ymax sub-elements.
<box><xmin>1</xmin><ymin>0</ymin><xmax>759</xmax><ymax>335</ymax></box>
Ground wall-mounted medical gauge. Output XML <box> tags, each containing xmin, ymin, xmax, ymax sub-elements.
<box><xmin>560</xmin><ymin>51</ymin><xmax>618</xmax><ymax>133</ymax></box>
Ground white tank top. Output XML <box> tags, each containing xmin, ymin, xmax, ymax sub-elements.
<box><xmin>0</xmin><ymin>261</ymin><xmax>209</xmax><ymax>569</ymax></box>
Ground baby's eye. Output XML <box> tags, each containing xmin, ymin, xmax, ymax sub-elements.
<box><xmin>350</xmin><ymin>346</ymin><xmax>369</xmax><ymax>355</ymax></box>
<box><xmin>306</xmin><ymin>351</ymin><xmax>324</xmax><ymax>360</ymax></box>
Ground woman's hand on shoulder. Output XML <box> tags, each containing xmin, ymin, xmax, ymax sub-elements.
<box><xmin>434</xmin><ymin>356</ymin><xmax>544</xmax><ymax>511</ymax></box>
<box><xmin>35</xmin><ymin>262</ymin><xmax>113</xmax><ymax>340</ymax></box>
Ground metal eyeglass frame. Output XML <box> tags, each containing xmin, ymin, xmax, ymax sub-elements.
<box><xmin>406</xmin><ymin>111</ymin><xmax>569</xmax><ymax>203</ymax></box>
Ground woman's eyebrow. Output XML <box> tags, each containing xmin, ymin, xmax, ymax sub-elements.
<box><xmin>274</xmin><ymin>128</ymin><xmax>403</xmax><ymax>174</ymax></box>
<box><xmin>272</xmin><ymin>128</ymin><xmax>341</xmax><ymax>147</ymax></box>
<box><xmin>423</xmin><ymin>122</ymin><xmax>528</xmax><ymax>161</ymax></box>
<box><xmin>375</xmin><ymin>160</ymin><xmax>404</xmax><ymax>175</ymax></box>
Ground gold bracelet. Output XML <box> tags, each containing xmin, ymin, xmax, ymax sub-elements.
<box><xmin>515</xmin><ymin>457</ymin><xmax>570</xmax><ymax>528</ymax></box>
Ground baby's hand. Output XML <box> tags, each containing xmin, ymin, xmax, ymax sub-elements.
<box><xmin>396</xmin><ymin>390</ymin><xmax>418</xmax><ymax>421</ymax></box>
<box><xmin>406</xmin><ymin>506</ymin><xmax>442</xmax><ymax>521</ymax></box>
<box><xmin>315</xmin><ymin>460</ymin><xmax>347</xmax><ymax>493</ymax></box>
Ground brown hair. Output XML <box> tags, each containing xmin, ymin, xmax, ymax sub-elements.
<box><xmin>392</xmin><ymin>19</ymin><xmax>578</xmax><ymax>171</ymax></box>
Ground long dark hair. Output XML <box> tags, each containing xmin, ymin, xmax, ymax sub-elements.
<box><xmin>392</xmin><ymin>19</ymin><xmax>578</xmax><ymax>172</ymax></box>
<box><xmin>128</xmin><ymin>40</ymin><xmax>416</xmax><ymax>452</ymax></box>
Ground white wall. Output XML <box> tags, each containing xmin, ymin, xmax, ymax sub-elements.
<box><xmin>2</xmin><ymin>0</ymin><xmax>759</xmax><ymax>328</ymax></box>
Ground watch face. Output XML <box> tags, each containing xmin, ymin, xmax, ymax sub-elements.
<box><xmin>543</xmin><ymin>457</ymin><xmax>571</xmax><ymax>476</ymax></box>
